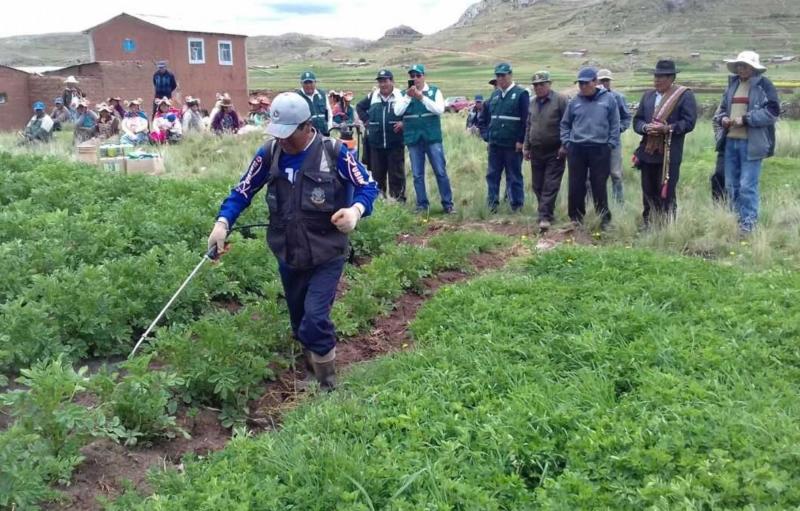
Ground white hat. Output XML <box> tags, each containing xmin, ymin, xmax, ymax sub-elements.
<box><xmin>597</xmin><ymin>69</ymin><xmax>614</xmax><ymax>81</ymax></box>
<box><xmin>725</xmin><ymin>51</ymin><xmax>766</xmax><ymax>73</ymax></box>
<box><xmin>64</xmin><ymin>75</ymin><xmax>79</xmax><ymax>84</ymax></box>
<box><xmin>265</xmin><ymin>92</ymin><xmax>311</xmax><ymax>139</ymax></box>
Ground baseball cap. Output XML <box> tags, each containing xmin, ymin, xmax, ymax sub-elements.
<box><xmin>157</xmin><ymin>61</ymin><xmax>167</xmax><ymax>69</ymax></box>
<box><xmin>300</xmin><ymin>71</ymin><xmax>316</xmax><ymax>82</ymax></box>
<box><xmin>494</xmin><ymin>62</ymin><xmax>512</xmax><ymax>75</ymax></box>
<box><xmin>474</xmin><ymin>94</ymin><xmax>484</xmax><ymax>102</ymax></box>
<box><xmin>33</xmin><ymin>101</ymin><xmax>45</xmax><ymax>111</ymax></box>
<box><xmin>376</xmin><ymin>69</ymin><xmax>393</xmax><ymax>80</ymax></box>
<box><xmin>531</xmin><ymin>71</ymin><xmax>551</xmax><ymax>84</ymax></box>
<box><xmin>408</xmin><ymin>64</ymin><xmax>425</xmax><ymax>75</ymax></box>
<box><xmin>54</xmin><ymin>97</ymin><xmax>64</xmax><ymax>105</ymax></box>
<box><xmin>575</xmin><ymin>67</ymin><xmax>598</xmax><ymax>83</ymax></box>
<box><xmin>265</xmin><ymin>92</ymin><xmax>312</xmax><ymax>139</ymax></box>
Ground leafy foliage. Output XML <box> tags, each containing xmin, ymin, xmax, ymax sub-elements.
<box><xmin>91</xmin><ymin>355</ymin><xmax>187</xmax><ymax>445</ymax></box>
<box><xmin>116</xmin><ymin>249</ymin><xmax>800</xmax><ymax>510</ymax></box>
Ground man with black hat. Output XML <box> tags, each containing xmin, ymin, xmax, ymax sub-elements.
<box><xmin>297</xmin><ymin>71</ymin><xmax>330</xmax><ymax>136</ymax></box>
<box><xmin>394</xmin><ymin>64</ymin><xmax>454</xmax><ymax>214</ymax></box>
<box><xmin>479</xmin><ymin>63</ymin><xmax>530</xmax><ymax>213</ymax></box>
<box><xmin>524</xmin><ymin>71</ymin><xmax>569</xmax><ymax>231</ymax></box>
<box><xmin>207</xmin><ymin>92</ymin><xmax>378</xmax><ymax>390</ymax></box>
<box><xmin>560</xmin><ymin>66</ymin><xmax>620</xmax><ymax>229</ymax></box>
<box><xmin>356</xmin><ymin>69</ymin><xmax>406</xmax><ymax>201</ymax></box>
<box><xmin>632</xmin><ymin>60</ymin><xmax>697</xmax><ymax>226</ymax></box>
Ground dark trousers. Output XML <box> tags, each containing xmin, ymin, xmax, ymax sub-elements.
<box><xmin>278</xmin><ymin>256</ymin><xmax>345</xmax><ymax>356</ymax></box>
<box><xmin>567</xmin><ymin>144</ymin><xmax>611</xmax><ymax>226</ymax></box>
<box><xmin>640</xmin><ymin>160</ymin><xmax>681</xmax><ymax>224</ymax></box>
<box><xmin>710</xmin><ymin>151</ymin><xmax>726</xmax><ymax>202</ymax></box>
<box><xmin>531</xmin><ymin>146</ymin><xmax>566</xmax><ymax>222</ymax></box>
<box><xmin>487</xmin><ymin>144</ymin><xmax>524</xmax><ymax>211</ymax></box>
<box><xmin>369</xmin><ymin>145</ymin><xmax>406</xmax><ymax>202</ymax></box>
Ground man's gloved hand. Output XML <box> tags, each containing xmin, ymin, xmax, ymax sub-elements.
<box><xmin>207</xmin><ymin>219</ymin><xmax>229</xmax><ymax>252</ymax></box>
<box><xmin>331</xmin><ymin>204</ymin><xmax>364</xmax><ymax>233</ymax></box>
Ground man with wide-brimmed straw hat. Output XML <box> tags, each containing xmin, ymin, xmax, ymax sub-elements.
<box><xmin>61</xmin><ymin>75</ymin><xmax>83</xmax><ymax>113</ymax></box>
<box><xmin>714</xmin><ymin>50</ymin><xmax>780</xmax><ymax>233</ymax></box>
<box><xmin>632</xmin><ymin>59</ymin><xmax>697</xmax><ymax>227</ymax></box>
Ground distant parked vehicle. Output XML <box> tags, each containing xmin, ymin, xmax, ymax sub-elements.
<box><xmin>444</xmin><ymin>96</ymin><xmax>471</xmax><ymax>113</ymax></box>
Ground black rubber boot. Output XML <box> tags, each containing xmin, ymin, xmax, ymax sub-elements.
<box><xmin>310</xmin><ymin>348</ymin><xmax>336</xmax><ymax>391</ymax></box>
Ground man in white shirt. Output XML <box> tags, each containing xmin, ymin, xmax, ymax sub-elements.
<box><xmin>393</xmin><ymin>64</ymin><xmax>454</xmax><ymax>214</ymax></box>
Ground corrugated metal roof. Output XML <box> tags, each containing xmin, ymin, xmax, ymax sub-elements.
<box><xmin>85</xmin><ymin>13</ymin><xmax>246</xmax><ymax>38</ymax></box>
<box><xmin>11</xmin><ymin>66</ymin><xmax>65</xmax><ymax>74</ymax></box>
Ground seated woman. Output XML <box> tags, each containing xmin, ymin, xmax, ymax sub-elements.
<box><xmin>73</xmin><ymin>99</ymin><xmax>98</xmax><ymax>144</ymax></box>
<box><xmin>107</xmin><ymin>96</ymin><xmax>126</xmax><ymax>118</ymax></box>
<box><xmin>210</xmin><ymin>94</ymin><xmax>240</xmax><ymax>134</ymax></box>
<box><xmin>330</xmin><ymin>90</ymin><xmax>358</xmax><ymax>126</ymax></box>
<box><xmin>150</xmin><ymin>97</ymin><xmax>182</xmax><ymax>144</ymax></box>
<box><xmin>95</xmin><ymin>103</ymin><xmax>121</xmax><ymax>140</ymax></box>
<box><xmin>120</xmin><ymin>98</ymin><xmax>150</xmax><ymax>146</ymax></box>
<box><xmin>181</xmin><ymin>96</ymin><xmax>205</xmax><ymax>134</ymax></box>
<box><xmin>50</xmin><ymin>98</ymin><xmax>71</xmax><ymax>131</ymax></box>
<box><xmin>246</xmin><ymin>97</ymin><xmax>269</xmax><ymax>127</ymax></box>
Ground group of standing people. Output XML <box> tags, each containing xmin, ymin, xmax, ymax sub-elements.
<box><xmin>462</xmin><ymin>52</ymin><xmax>778</xmax><ymax>233</ymax></box>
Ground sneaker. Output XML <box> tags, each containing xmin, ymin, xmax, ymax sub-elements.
<box><xmin>415</xmin><ymin>206</ymin><xmax>429</xmax><ymax>215</ymax></box>
<box><xmin>443</xmin><ymin>206</ymin><xmax>455</xmax><ymax>215</ymax></box>
<box><xmin>538</xmin><ymin>219</ymin><xmax>551</xmax><ymax>231</ymax></box>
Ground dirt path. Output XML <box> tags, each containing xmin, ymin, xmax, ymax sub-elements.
<box><xmin>48</xmin><ymin>220</ymin><xmax>587</xmax><ymax>510</ymax></box>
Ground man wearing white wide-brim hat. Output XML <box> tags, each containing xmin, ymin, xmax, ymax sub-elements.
<box><xmin>714</xmin><ymin>50</ymin><xmax>780</xmax><ymax>233</ymax></box>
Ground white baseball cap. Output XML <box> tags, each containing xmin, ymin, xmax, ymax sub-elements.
<box><xmin>265</xmin><ymin>92</ymin><xmax>312</xmax><ymax>139</ymax></box>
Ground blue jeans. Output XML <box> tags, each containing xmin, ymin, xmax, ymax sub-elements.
<box><xmin>724</xmin><ymin>138</ymin><xmax>763</xmax><ymax>231</ymax></box>
<box><xmin>487</xmin><ymin>144</ymin><xmax>524</xmax><ymax>210</ymax></box>
<box><xmin>407</xmin><ymin>141</ymin><xmax>453</xmax><ymax>211</ymax></box>
<box><xmin>278</xmin><ymin>256</ymin><xmax>345</xmax><ymax>356</ymax></box>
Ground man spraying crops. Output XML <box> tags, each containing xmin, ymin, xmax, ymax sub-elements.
<box><xmin>207</xmin><ymin>92</ymin><xmax>379</xmax><ymax>390</ymax></box>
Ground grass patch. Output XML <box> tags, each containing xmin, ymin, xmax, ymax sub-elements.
<box><xmin>112</xmin><ymin>247</ymin><xmax>800</xmax><ymax>509</ymax></box>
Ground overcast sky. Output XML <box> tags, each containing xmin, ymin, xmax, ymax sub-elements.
<box><xmin>0</xmin><ymin>0</ymin><xmax>478</xmax><ymax>39</ymax></box>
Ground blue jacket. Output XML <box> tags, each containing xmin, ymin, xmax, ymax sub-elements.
<box><xmin>560</xmin><ymin>87</ymin><xmax>620</xmax><ymax>148</ymax></box>
<box><xmin>153</xmin><ymin>71</ymin><xmax>177</xmax><ymax>98</ymax></box>
<box><xmin>218</xmin><ymin>139</ymin><xmax>378</xmax><ymax>227</ymax></box>
<box><xmin>715</xmin><ymin>73</ymin><xmax>779</xmax><ymax>160</ymax></box>
<box><xmin>608</xmin><ymin>89</ymin><xmax>632</xmax><ymax>133</ymax></box>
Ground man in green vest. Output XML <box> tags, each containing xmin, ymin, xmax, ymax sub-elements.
<box><xmin>356</xmin><ymin>69</ymin><xmax>406</xmax><ymax>201</ymax></box>
<box><xmin>479</xmin><ymin>63</ymin><xmax>530</xmax><ymax>213</ymax></box>
<box><xmin>393</xmin><ymin>64</ymin><xmax>454</xmax><ymax>214</ymax></box>
<box><xmin>297</xmin><ymin>71</ymin><xmax>330</xmax><ymax>136</ymax></box>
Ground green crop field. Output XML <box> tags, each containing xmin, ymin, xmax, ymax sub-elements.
<box><xmin>2</xmin><ymin>52</ymin><xmax>800</xmax><ymax>511</ymax></box>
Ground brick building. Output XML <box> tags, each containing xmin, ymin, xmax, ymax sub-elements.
<box><xmin>0</xmin><ymin>66</ymin><xmax>32</xmax><ymax>131</ymax></box>
<box><xmin>0</xmin><ymin>13</ymin><xmax>248</xmax><ymax>131</ymax></box>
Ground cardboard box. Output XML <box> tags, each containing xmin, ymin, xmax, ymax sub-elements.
<box><xmin>98</xmin><ymin>157</ymin><xmax>126</xmax><ymax>174</ymax></box>
<box><xmin>76</xmin><ymin>141</ymin><xmax>99</xmax><ymax>164</ymax></box>
<box><xmin>125</xmin><ymin>156</ymin><xmax>165</xmax><ymax>175</ymax></box>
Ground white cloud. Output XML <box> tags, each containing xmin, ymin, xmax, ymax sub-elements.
<box><xmin>0</xmin><ymin>0</ymin><xmax>477</xmax><ymax>40</ymax></box>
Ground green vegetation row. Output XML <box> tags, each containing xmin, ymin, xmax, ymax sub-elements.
<box><xmin>109</xmin><ymin>248</ymin><xmax>800</xmax><ymax>510</ymax></box>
